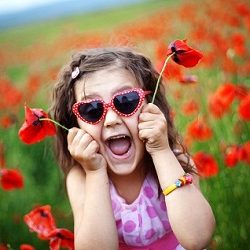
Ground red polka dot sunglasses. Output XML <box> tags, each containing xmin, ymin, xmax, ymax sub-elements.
<box><xmin>72</xmin><ymin>88</ymin><xmax>151</xmax><ymax>124</ymax></box>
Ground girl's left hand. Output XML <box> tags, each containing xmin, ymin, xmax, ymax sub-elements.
<box><xmin>138</xmin><ymin>103</ymin><xmax>170</xmax><ymax>154</ymax></box>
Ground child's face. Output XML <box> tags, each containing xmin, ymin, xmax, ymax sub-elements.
<box><xmin>73</xmin><ymin>67</ymin><xmax>146</xmax><ymax>176</ymax></box>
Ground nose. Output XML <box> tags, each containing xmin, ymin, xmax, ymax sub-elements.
<box><xmin>103</xmin><ymin>107</ymin><xmax>122</xmax><ymax>127</ymax></box>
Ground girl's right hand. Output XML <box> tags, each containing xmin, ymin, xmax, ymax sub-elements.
<box><xmin>67</xmin><ymin>127</ymin><xmax>107</xmax><ymax>172</ymax></box>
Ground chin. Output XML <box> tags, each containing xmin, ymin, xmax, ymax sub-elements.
<box><xmin>107</xmin><ymin>162</ymin><xmax>137</xmax><ymax>176</ymax></box>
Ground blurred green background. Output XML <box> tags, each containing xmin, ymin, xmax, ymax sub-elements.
<box><xmin>0</xmin><ymin>0</ymin><xmax>249</xmax><ymax>249</ymax></box>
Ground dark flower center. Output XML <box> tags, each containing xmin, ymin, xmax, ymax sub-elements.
<box><xmin>40</xmin><ymin>210</ymin><xmax>48</xmax><ymax>217</ymax></box>
<box><xmin>173</xmin><ymin>53</ymin><xmax>180</xmax><ymax>63</ymax></box>
<box><xmin>171</xmin><ymin>46</ymin><xmax>176</xmax><ymax>52</ymax></box>
<box><xmin>32</xmin><ymin>115</ymin><xmax>44</xmax><ymax>126</ymax></box>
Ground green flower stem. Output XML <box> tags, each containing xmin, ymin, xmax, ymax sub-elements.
<box><xmin>151</xmin><ymin>52</ymin><xmax>174</xmax><ymax>104</ymax></box>
<box><xmin>39</xmin><ymin>118</ymin><xmax>69</xmax><ymax>131</ymax></box>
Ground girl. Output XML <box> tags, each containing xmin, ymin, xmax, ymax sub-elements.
<box><xmin>50</xmin><ymin>47</ymin><xmax>215</xmax><ymax>250</ymax></box>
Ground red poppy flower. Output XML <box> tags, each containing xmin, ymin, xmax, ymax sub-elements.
<box><xmin>236</xmin><ymin>3</ymin><xmax>250</xmax><ymax>16</ymax></box>
<box><xmin>0</xmin><ymin>115</ymin><xmax>16</xmax><ymax>129</ymax></box>
<box><xmin>182</xmin><ymin>100</ymin><xmax>199</xmax><ymax>115</ymax></box>
<box><xmin>0</xmin><ymin>168</ymin><xmax>24</xmax><ymax>190</ymax></box>
<box><xmin>231</xmin><ymin>33</ymin><xmax>246</xmax><ymax>57</ymax></box>
<box><xmin>0</xmin><ymin>79</ymin><xmax>23</xmax><ymax>111</ymax></box>
<box><xmin>19</xmin><ymin>105</ymin><xmax>56</xmax><ymax>144</ymax></box>
<box><xmin>20</xmin><ymin>244</ymin><xmax>35</xmax><ymax>250</ymax></box>
<box><xmin>224</xmin><ymin>145</ymin><xmax>241</xmax><ymax>168</ymax></box>
<box><xmin>241</xmin><ymin>141</ymin><xmax>250</xmax><ymax>165</ymax></box>
<box><xmin>167</xmin><ymin>39</ymin><xmax>203</xmax><ymax>68</ymax></box>
<box><xmin>187</xmin><ymin>118</ymin><xmax>212</xmax><ymax>141</ymax></box>
<box><xmin>0</xmin><ymin>243</ymin><xmax>8</xmax><ymax>250</ymax></box>
<box><xmin>238</xmin><ymin>94</ymin><xmax>250</xmax><ymax>120</ymax></box>
<box><xmin>25</xmin><ymin>75</ymin><xmax>41</xmax><ymax>98</ymax></box>
<box><xmin>209</xmin><ymin>83</ymin><xmax>236</xmax><ymax>118</ymax></box>
<box><xmin>192</xmin><ymin>152</ymin><xmax>219</xmax><ymax>177</ymax></box>
<box><xmin>48</xmin><ymin>228</ymin><xmax>74</xmax><ymax>250</ymax></box>
<box><xmin>208</xmin><ymin>94</ymin><xmax>227</xmax><ymax>118</ymax></box>
<box><xmin>24</xmin><ymin>205</ymin><xmax>56</xmax><ymax>240</ymax></box>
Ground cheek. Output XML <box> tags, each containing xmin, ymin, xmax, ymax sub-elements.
<box><xmin>125</xmin><ymin>114</ymin><xmax>140</xmax><ymax>139</ymax></box>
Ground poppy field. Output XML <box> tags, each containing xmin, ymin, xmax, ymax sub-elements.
<box><xmin>0</xmin><ymin>0</ymin><xmax>249</xmax><ymax>249</ymax></box>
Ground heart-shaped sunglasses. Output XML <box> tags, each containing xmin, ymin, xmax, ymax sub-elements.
<box><xmin>72</xmin><ymin>88</ymin><xmax>151</xmax><ymax>124</ymax></box>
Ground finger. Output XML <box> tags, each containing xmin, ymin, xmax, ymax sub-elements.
<box><xmin>84</xmin><ymin>140</ymin><xmax>100</xmax><ymax>156</ymax></box>
<box><xmin>141</xmin><ymin>103</ymin><xmax>162</xmax><ymax>114</ymax></box>
<box><xmin>138</xmin><ymin>128</ymin><xmax>153</xmax><ymax>141</ymax></box>
<box><xmin>71</xmin><ymin>129</ymin><xmax>88</xmax><ymax>145</ymax></box>
<box><xmin>139</xmin><ymin>113</ymin><xmax>161</xmax><ymax>123</ymax></box>
<box><xmin>139</xmin><ymin>111</ymin><xmax>166</xmax><ymax>123</ymax></box>
<box><xmin>138</xmin><ymin>119</ymin><xmax>167</xmax><ymax>132</ymax></box>
<box><xmin>77</xmin><ymin>133</ymin><xmax>94</xmax><ymax>149</ymax></box>
<box><xmin>138</xmin><ymin>120</ymin><xmax>156</xmax><ymax>130</ymax></box>
<box><xmin>67</xmin><ymin>127</ymin><xmax>79</xmax><ymax>144</ymax></box>
<box><xmin>76</xmin><ymin>140</ymin><xmax>102</xmax><ymax>168</ymax></box>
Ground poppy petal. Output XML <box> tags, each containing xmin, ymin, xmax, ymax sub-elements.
<box><xmin>24</xmin><ymin>205</ymin><xmax>56</xmax><ymax>240</ymax></box>
<box><xmin>187</xmin><ymin>118</ymin><xmax>212</xmax><ymax>141</ymax></box>
<box><xmin>48</xmin><ymin>228</ymin><xmax>74</xmax><ymax>250</ymax></box>
<box><xmin>20</xmin><ymin>244</ymin><xmax>35</xmax><ymax>250</ymax></box>
<box><xmin>168</xmin><ymin>39</ymin><xmax>203</xmax><ymax>68</ymax></box>
<box><xmin>238</xmin><ymin>94</ymin><xmax>250</xmax><ymax>120</ymax></box>
<box><xmin>224</xmin><ymin>145</ymin><xmax>241</xmax><ymax>167</ymax></box>
<box><xmin>0</xmin><ymin>169</ymin><xmax>24</xmax><ymax>190</ymax></box>
<box><xmin>192</xmin><ymin>152</ymin><xmax>219</xmax><ymax>177</ymax></box>
<box><xmin>18</xmin><ymin>106</ymin><xmax>56</xmax><ymax>144</ymax></box>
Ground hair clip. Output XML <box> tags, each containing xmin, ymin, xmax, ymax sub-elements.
<box><xmin>71</xmin><ymin>67</ymin><xmax>80</xmax><ymax>79</ymax></box>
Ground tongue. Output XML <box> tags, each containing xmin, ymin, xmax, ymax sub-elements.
<box><xmin>108</xmin><ymin>137</ymin><xmax>131</xmax><ymax>155</ymax></box>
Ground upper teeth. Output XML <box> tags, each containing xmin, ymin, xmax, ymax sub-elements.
<box><xmin>108</xmin><ymin>135</ymin><xmax>126</xmax><ymax>140</ymax></box>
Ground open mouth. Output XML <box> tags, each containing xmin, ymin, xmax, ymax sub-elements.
<box><xmin>106</xmin><ymin>135</ymin><xmax>131</xmax><ymax>156</ymax></box>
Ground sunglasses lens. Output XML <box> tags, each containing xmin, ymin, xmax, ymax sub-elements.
<box><xmin>114</xmin><ymin>91</ymin><xmax>140</xmax><ymax>115</ymax></box>
<box><xmin>78</xmin><ymin>101</ymin><xmax>104</xmax><ymax>123</ymax></box>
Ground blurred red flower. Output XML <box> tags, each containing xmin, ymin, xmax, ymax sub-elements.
<box><xmin>20</xmin><ymin>244</ymin><xmax>35</xmax><ymax>250</ymax></box>
<box><xmin>241</xmin><ymin>141</ymin><xmax>250</xmax><ymax>165</ymax></box>
<box><xmin>224</xmin><ymin>145</ymin><xmax>242</xmax><ymax>167</ymax></box>
<box><xmin>167</xmin><ymin>39</ymin><xmax>203</xmax><ymax>67</ymax></box>
<box><xmin>18</xmin><ymin>105</ymin><xmax>56</xmax><ymax>144</ymax></box>
<box><xmin>24</xmin><ymin>75</ymin><xmax>41</xmax><ymax>102</ymax></box>
<box><xmin>231</xmin><ymin>33</ymin><xmax>246</xmax><ymax>57</ymax></box>
<box><xmin>0</xmin><ymin>115</ymin><xmax>16</xmax><ymax>129</ymax></box>
<box><xmin>192</xmin><ymin>152</ymin><xmax>219</xmax><ymax>177</ymax></box>
<box><xmin>182</xmin><ymin>100</ymin><xmax>199</xmax><ymax>115</ymax></box>
<box><xmin>24</xmin><ymin>205</ymin><xmax>56</xmax><ymax>240</ymax></box>
<box><xmin>209</xmin><ymin>83</ymin><xmax>236</xmax><ymax>118</ymax></box>
<box><xmin>238</xmin><ymin>94</ymin><xmax>250</xmax><ymax>120</ymax></box>
<box><xmin>48</xmin><ymin>228</ymin><xmax>74</xmax><ymax>250</ymax></box>
<box><xmin>0</xmin><ymin>243</ymin><xmax>8</xmax><ymax>250</ymax></box>
<box><xmin>187</xmin><ymin>118</ymin><xmax>212</xmax><ymax>141</ymax></box>
<box><xmin>0</xmin><ymin>169</ymin><xmax>24</xmax><ymax>190</ymax></box>
<box><xmin>0</xmin><ymin>79</ymin><xmax>23</xmax><ymax>111</ymax></box>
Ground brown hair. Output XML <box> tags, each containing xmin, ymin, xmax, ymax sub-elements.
<box><xmin>49</xmin><ymin>47</ymin><xmax>195</xmax><ymax>176</ymax></box>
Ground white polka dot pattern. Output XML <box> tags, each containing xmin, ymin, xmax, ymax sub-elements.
<box><xmin>110</xmin><ymin>174</ymin><xmax>174</xmax><ymax>247</ymax></box>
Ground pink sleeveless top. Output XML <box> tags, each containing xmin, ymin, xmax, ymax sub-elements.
<box><xmin>109</xmin><ymin>174</ymin><xmax>184</xmax><ymax>250</ymax></box>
